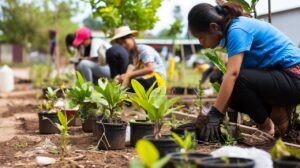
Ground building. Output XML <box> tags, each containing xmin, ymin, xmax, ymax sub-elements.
<box><xmin>258</xmin><ymin>6</ymin><xmax>300</xmax><ymax>48</ymax></box>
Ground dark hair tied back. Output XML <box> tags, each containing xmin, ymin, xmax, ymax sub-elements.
<box><xmin>215</xmin><ymin>5</ymin><xmax>224</xmax><ymax>14</ymax></box>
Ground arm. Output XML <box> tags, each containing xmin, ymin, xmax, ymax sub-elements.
<box><xmin>127</xmin><ymin>62</ymin><xmax>155</xmax><ymax>78</ymax></box>
<box><xmin>214</xmin><ymin>52</ymin><xmax>244</xmax><ymax>113</ymax></box>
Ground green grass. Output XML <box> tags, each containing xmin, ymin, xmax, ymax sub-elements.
<box><xmin>167</xmin><ymin>67</ymin><xmax>211</xmax><ymax>88</ymax></box>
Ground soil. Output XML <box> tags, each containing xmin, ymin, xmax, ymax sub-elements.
<box><xmin>0</xmin><ymin>81</ymin><xmax>297</xmax><ymax>167</ymax></box>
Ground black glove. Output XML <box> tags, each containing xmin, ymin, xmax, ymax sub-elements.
<box><xmin>199</xmin><ymin>106</ymin><xmax>224</xmax><ymax>142</ymax></box>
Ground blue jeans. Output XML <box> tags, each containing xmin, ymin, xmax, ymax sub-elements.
<box><xmin>77</xmin><ymin>60</ymin><xmax>111</xmax><ymax>84</ymax></box>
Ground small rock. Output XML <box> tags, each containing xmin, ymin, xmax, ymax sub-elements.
<box><xmin>35</xmin><ymin>156</ymin><xmax>56</xmax><ymax>166</ymax></box>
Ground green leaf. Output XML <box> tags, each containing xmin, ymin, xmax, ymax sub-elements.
<box><xmin>271</xmin><ymin>138</ymin><xmax>300</xmax><ymax>160</ymax></box>
<box><xmin>129</xmin><ymin>159</ymin><xmax>145</xmax><ymax>168</ymax></box>
<box><xmin>152</xmin><ymin>155</ymin><xmax>171</xmax><ymax>168</ymax></box>
<box><xmin>136</xmin><ymin>139</ymin><xmax>159</xmax><ymax>167</ymax></box>
<box><xmin>57</xmin><ymin>110</ymin><xmax>67</xmax><ymax>128</ymax></box>
<box><xmin>146</xmin><ymin>81</ymin><xmax>157</xmax><ymax>98</ymax></box>
<box><xmin>171</xmin><ymin>132</ymin><xmax>185</xmax><ymax>149</ymax></box>
<box><xmin>228</xmin><ymin>0</ymin><xmax>251</xmax><ymax>13</ymax></box>
<box><xmin>76</xmin><ymin>71</ymin><xmax>84</xmax><ymax>85</ymax></box>
<box><xmin>131</xmin><ymin>79</ymin><xmax>147</xmax><ymax>99</ymax></box>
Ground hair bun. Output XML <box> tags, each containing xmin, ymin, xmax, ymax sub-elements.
<box><xmin>215</xmin><ymin>5</ymin><xmax>224</xmax><ymax>14</ymax></box>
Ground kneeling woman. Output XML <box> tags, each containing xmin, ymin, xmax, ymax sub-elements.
<box><xmin>189</xmin><ymin>2</ymin><xmax>300</xmax><ymax>144</ymax></box>
<box><xmin>111</xmin><ymin>26</ymin><xmax>166</xmax><ymax>90</ymax></box>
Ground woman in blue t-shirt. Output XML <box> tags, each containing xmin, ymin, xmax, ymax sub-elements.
<box><xmin>189</xmin><ymin>2</ymin><xmax>300</xmax><ymax>144</ymax></box>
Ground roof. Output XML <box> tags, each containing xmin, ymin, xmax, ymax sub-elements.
<box><xmin>258</xmin><ymin>6</ymin><xmax>300</xmax><ymax>17</ymax></box>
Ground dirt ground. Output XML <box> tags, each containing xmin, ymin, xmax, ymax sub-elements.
<box><xmin>0</xmin><ymin>81</ymin><xmax>222</xmax><ymax>168</ymax></box>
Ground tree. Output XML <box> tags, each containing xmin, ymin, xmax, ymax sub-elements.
<box><xmin>89</xmin><ymin>0</ymin><xmax>162</xmax><ymax>34</ymax></box>
<box><xmin>0</xmin><ymin>0</ymin><xmax>78</xmax><ymax>55</ymax></box>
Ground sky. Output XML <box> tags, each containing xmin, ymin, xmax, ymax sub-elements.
<box><xmin>75</xmin><ymin>0</ymin><xmax>300</xmax><ymax>35</ymax></box>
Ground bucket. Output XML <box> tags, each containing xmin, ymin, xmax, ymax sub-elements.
<box><xmin>0</xmin><ymin>65</ymin><xmax>14</xmax><ymax>93</ymax></box>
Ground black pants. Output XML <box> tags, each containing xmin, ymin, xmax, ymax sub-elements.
<box><xmin>106</xmin><ymin>45</ymin><xmax>130</xmax><ymax>78</ymax></box>
<box><xmin>229</xmin><ymin>69</ymin><xmax>300</xmax><ymax>124</ymax></box>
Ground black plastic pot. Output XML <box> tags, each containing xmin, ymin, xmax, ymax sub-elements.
<box><xmin>98</xmin><ymin>120</ymin><xmax>127</xmax><ymax>150</ymax></box>
<box><xmin>144</xmin><ymin>135</ymin><xmax>181</xmax><ymax>158</ymax></box>
<box><xmin>172</xmin><ymin>86</ymin><xmax>185</xmax><ymax>95</ymax></box>
<box><xmin>167</xmin><ymin>152</ymin><xmax>212</xmax><ymax>168</ymax></box>
<box><xmin>171</xmin><ymin>123</ymin><xmax>196</xmax><ymax>137</ymax></box>
<box><xmin>187</xmin><ymin>87</ymin><xmax>197</xmax><ymax>95</ymax></box>
<box><xmin>92</xmin><ymin>115</ymin><xmax>104</xmax><ymax>137</ymax></box>
<box><xmin>130</xmin><ymin>121</ymin><xmax>154</xmax><ymax>147</ymax></box>
<box><xmin>201</xmin><ymin>157</ymin><xmax>255</xmax><ymax>168</ymax></box>
<box><xmin>273</xmin><ymin>158</ymin><xmax>300</xmax><ymax>168</ymax></box>
<box><xmin>38</xmin><ymin>112</ymin><xmax>59</xmax><ymax>134</ymax></box>
<box><xmin>82</xmin><ymin>117</ymin><xmax>95</xmax><ymax>133</ymax></box>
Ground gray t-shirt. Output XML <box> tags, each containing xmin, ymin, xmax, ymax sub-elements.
<box><xmin>137</xmin><ymin>45</ymin><xmax>166</xmax><ymax>79</ymax></box>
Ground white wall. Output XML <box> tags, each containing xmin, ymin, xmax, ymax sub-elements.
<box><xmin>259</xmin><ymin>9</ymin><xmax>300</xmax><ymax>48</ymax></box>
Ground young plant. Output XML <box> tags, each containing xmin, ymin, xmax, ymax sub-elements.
<box><xmin>67</xmin><ymin>71</ymin><xmax>97</xmax><ymax>120</ymax></box>
<box><xmin>129</xmin><ymin>79</ymin><xmax>183</xmax><ymax>139</ymax></box>
<box><xmin>94</xmin><ymin>78</ymin><xmax>127</xmax><ymax>123</ymax></box>
<box><xmin>55</xmin><ymin>110</ymin><xmax>73</xmax><ymax>160</ymax></box>
<box><xmin>171</xmin><ymin>132</ymin><xmax>195</xmax><ymax>153</ymax></box>
<box><xmin>130</xmin><ymin>139</ymin><xmax>171</xmax><ymax>168</ymax></box>
<box><xmin>271</xmin><ymin>138</ymin><xmax>300</xmax><ymax>160</ymax></box>
<box><xmin>39</xmin><ymin>87</ymin><xmax>59</xmax><ymax>112</ymax></box>
<box><xmin>200</xmin><ymin>48</ymin><xmax>226</xmax><ymax>74</ymax></box>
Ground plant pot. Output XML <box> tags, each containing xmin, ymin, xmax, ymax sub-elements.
<box><xmin>98</xmin><ymin>120</ymin><xmax>127</xmax><ymax>150</ymax></box>
<box><xmin>187</xmin><ymin>87</ymin><xmax>197</xmax><ymax>95</ymax></box>
<box><xmin>172</xmin><ymin>86</ymin><xmax>185</xmax><ymax>95</ymax></box>
<box><xmin>130</xmin><ymin>121</ymin><xmax>154</xmax><ymax>147</ymax></box>
<box><xmin>38</xmin><ymin>112</ymin><xmax>59</xmax><ymax>134</ymax></box>
<box><xmin>171</xmin><ymin>123</ymin><xmax>196</xmax><ymax>137</ymax></box>
<box><xmin>92</xmin><ymin>115</ymin><xmax>104</xmax><ymax>137</ymax></box>
<box><xmin>144</xmin><ymin>135</ymin><xmax>181</xmax><ymax>158</ymax></box>
<box><xmin>167</xmin><ymin>152</ymin><xmax>212</xmax><ymax>168</ymax></box>
<box><xmin>63</xmin><ymin>109</ymin><xmax>77</xmax><ymax>126</ymax></box>
<box><xmin>273</xmin><ymin>158</ymin><xmax>300</xmax><ymax>168</ymax></box>
<box><xmin>201</xmin><ymin>157</ymin><xmax>255</xmax><ymax>168</ymax></box>
<box><xmin>82</xmin><ymin>117</ymin><xmax>95</xmax><ymax>133</ymax></box>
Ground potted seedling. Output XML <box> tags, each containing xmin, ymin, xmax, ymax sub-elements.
<box><xmin>38</xmin><ymin>87</ymin><xmax>60</xmax><ymax>134</ymax></box>
<box><xmin>129</xmin><ymin>139</ymin><xmax>171</xmax><ymax>168</ymax></box>
<box><xmin>129</xmin><ymin>79</ymin><xmax>183</xmax><ymax>157</ymax></box>
<box><xmin>200</xmin><ymin>157</ymin><xmax>255</xmax><ymax>168</ymax></box>
<box><xmin>94</xmin><ymin>78</ymin><xmax>128</xmax><ymax>150</ymax></box>
<box><xmin>127</xmin><ymin>81</ymin><xmax>157</xmax><ymax>147</ymax></box>
<box><xmin>271</xmin><ymin>138</ymin><xmax>300</xmax><ymax>168</ymax></box>
<box><xmin>67</xmin><ymin>72</ymin><xmax>98</xmax><ymax>132</ymax></box>
<box><xmin>169</xmin><ymin>132</ymin><xmax>211</xmax><ymax>167</ymax></box>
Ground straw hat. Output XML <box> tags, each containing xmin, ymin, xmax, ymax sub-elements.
<box><xmin>111</xmin><ymin>26</ymin><xmax>138</xmax><ymax>42</ymax></box>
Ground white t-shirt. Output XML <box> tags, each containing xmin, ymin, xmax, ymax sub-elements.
<box><xmin>90</xmin><ymin>38</ymin><xmax>111</xmax><ymax>65</ymax></box>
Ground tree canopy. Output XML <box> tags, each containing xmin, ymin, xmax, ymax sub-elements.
<box><xmin>0</xmin><ymin>0</ymin><xmax>79</xmax><ymax>54</ymax></box>
<box><xmin>90</xmin><ymin>0</ymin><xmax>162</xmax><ymax>35</ymax></box>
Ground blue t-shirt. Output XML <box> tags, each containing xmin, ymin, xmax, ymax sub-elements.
<box><xmin>224</xmin><ymin>16</ymin><xmax>300</xmax><ymax>69</ymax></box>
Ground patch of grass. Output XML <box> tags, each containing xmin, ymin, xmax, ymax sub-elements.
<box><xmin>11</xmin><ymin>143</ymin><xmax>28</xmax><ymax>150</ymax></box>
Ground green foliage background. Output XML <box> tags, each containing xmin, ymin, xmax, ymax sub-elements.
<box><xmin>0</xmin><ymin>0</ymin><xmax>79</xmax><ymax>54</ymax></box>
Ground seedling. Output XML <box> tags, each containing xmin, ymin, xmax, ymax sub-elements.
<box><xmin>94</xmin><ymin>78</ymin><xmax>127</xmax><ymax>123</ymax></box>
<box><xmin>67</xmin><ymin>71</ymin><xmax>97</xmax><ymax>120</ymax></box>
<box><xmin>129</xmin><ymin>139</ymin><xmax>171</xmax><ymax>168</ymax></box>
<box><xmin>171</xmin><ymin>132</ymin><xmax>195</xmax><ymax>153</ymax></box>
<box><xmin>129</xmin><ymin>79</ymin><xmax>183</xmax><ymax>139</ymax></box>
<box><xmin>55</xmin><ymin>110</ymin><xmax>73</xmax><ymax>160</ymax></box>
<box><xmin>38</xmin><ymin>87</ymin><xmax>59</xmax><ymax>112</ymax></box>
<box><xmin>271</xmin><ymin>138</ymin><xmax>300</xmax><ymax>160</ymax></box>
